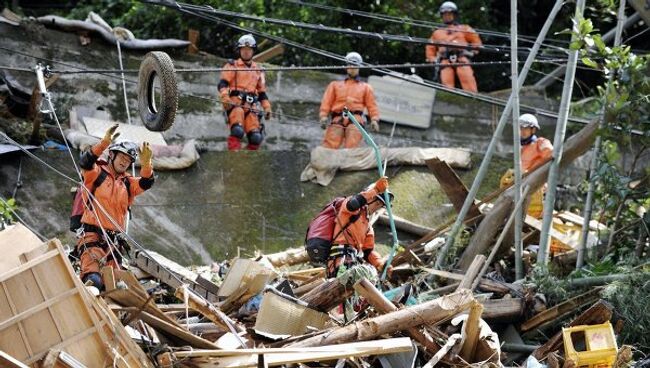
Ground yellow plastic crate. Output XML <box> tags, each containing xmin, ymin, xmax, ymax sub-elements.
<box><xmin>562</xmin><ymin>322</ymin><xmax>618</xmax><ymax>368</ymax></box>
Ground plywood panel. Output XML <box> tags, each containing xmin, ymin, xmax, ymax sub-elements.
<box><xmin>0</xmin><ymin>224</ymin><xmax>43</xmax><ymax>274</ymax></box>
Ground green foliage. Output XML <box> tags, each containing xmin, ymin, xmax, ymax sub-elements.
<box><xmin>601</xmin><ymin>272</ymin><xmax>650</xmax><ymax>350</ymax></box>
<box><xmin>0</xmin><ymin>198</ymin><xmax>17</xmax><ymax>228</ymax></box>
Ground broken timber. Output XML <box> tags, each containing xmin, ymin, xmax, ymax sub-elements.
<box><xmin>520</xmin><ymin>287</ymin><xmax>602</xmax><ymax>332</ymax></box>
<box><xmin>426</xmin><ymin>157</ymin><xmax>481</xmax><ymax>218</ymax></box>
<box><xmin>290</xmin><ymin>289</ymin><xmax>474</xmax><ymax>347</ymax></box>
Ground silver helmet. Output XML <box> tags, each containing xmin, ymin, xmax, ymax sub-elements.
<box><xmin>345</xmin><ymin>51</ymin><xmax>363</xmax><ymax>65</ymax></box>
<box><xmin>109</xmin><ymin>140</ymin><xmax>138</xmax><ymax>161</ymax></box>
<box><xmin>236</xmin><ymin>34</ymin><xmax>257</xmax><ymax>49</ymax></box>
<box><xmin>518</xmin><ymin>113</ymin><xmax>540</xmax><ymax>129</ymax></box>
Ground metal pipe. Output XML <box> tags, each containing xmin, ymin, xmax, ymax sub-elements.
<box><xmin>510</xmin><ymin>0</ymin><xmax>524</xmax><ymax>281</ymax></box>
<box><xmin>434</xmin><ymin>0</ymin><xmax>566</xmax><ymax>269</ymax></box>
<box><xmin>538</xmin><ymin>0</ymin><xmax>587</xmax><ymax>265</ymax></box>
<box><xmin>344</xmin><ymin>108</ymin><xmax>399</xmax><ymax>281</ymax></box>
<box><xmin>576</xmin><ymin>0</ymin><xmax>627</xmax><ymax>268</ymax></box>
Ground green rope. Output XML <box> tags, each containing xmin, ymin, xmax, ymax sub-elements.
<box><xmin>343</xmin><ymin>107</ymin><xmax>399</xmax><ymax>282</ymax></box>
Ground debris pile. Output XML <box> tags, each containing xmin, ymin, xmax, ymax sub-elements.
<box><xmin>0</xmin><ymin>218</ymin><xmax>635</xmax><ymax>368</ymax></box>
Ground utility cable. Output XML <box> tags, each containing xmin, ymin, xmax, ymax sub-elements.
<box><xmin>1</xmin><ymin>57</ymin><xmax>575</xmax><ymax>74</ymax></box>
<box><xmin>284</xmin><ymin>0</ymin><xmax>573</xmax><ymax>48</ymax></box>
<box><xmin>151</xmin><ymin>0</ymin><xmax>566</xmax><ymax>58</ymax></box>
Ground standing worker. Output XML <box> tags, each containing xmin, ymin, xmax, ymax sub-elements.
<box><xmin>76</xmin><ymin>124</ymin><xmax>154</xmax><ymax>289</ymax></box>
<box><xmin>319</xmin><ymin>52</ymin><xmax>380</xmax><ymax>149</ymax></box>
<box><xmin>218</xmin><ymin>34</ymin><xmax>272</xmax><ymax>151</ymax></box>
<box><xmin>425</xmin><ymin>1</ymin><xmax>482</xmax><ymax>92</ymax></box>
<box><xmin>500</xmin><ymin>113</ymin><xmax>553</xmax><ymax>218</ymax></box>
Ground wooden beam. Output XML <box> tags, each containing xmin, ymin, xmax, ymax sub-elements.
<box><xmin>520</xmin><ymin>288</ymin><xmax>602</xmax><ymax>332</ymax></box>
<box><xmin>175</xmin><ymin>287</ymin><xmax>245</xmax><ymax>335</ymax></box>
<box><xmin>252</xmin><ymin>44</ymin><xmax>285</xmax><ymax>63</ymax></box>
<box><xmin>138</xmin><ymin>311</ymin><xmax>219</xmax><ymax>350</ymax></box>
<box><xmin>353</xmin><ymin>278</ymin><xmax>441</xmax><ymax>355</ymax></box>
<box><xmin>456</xmin><ymin>255</ymin><xmax>486</xmax><ymax>291</ymax></box>
<box><xmin>426</xmin><ymin>158</ymin><xmax>481</xmax><ymax>218</ymax></box>
<box><xmin>290</xmin><ymin>289</ymin><xmax>474</xmax><ymax>347</ymax></box>
<box><xmin>376</xmin><ymin>214</ymin><xmax>434</xmax><ymax>237</ymax></box>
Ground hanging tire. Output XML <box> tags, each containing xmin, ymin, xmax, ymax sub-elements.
<box><xmin>138</xmin><ymin>51</ymin><xmax>178</xmax><ymax>132</ymax></box>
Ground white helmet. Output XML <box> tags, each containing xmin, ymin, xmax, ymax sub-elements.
<box><xmin>439</xmin><ymin>1</ymin><xmax>458</xmax><ymax>13</ymax></box>
<box><xmin>236</xmin><ymin>34</ymin><xmax>257</xmax><ymax>49</ymax></box>
<box><xmin>519</xmin><ymin>113</ymin><xmax>540</xmax><ymax>129</ymax></box>
<box><xmin>109</xmin><ymin>141</ymin><xmax>138</xmax><ymax>161</ymax></box>
<box><xmin>345</xmin><ymin>52</ymin><xmax>363</xmax><ymax>65</ymax></box>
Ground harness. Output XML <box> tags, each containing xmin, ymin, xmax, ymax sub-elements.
<box><xmin>224</xmin><ymin>59</ymin><xmax>263</xmax><ymax>119</ymax></box>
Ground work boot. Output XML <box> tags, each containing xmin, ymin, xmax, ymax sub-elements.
<box><xmin>227</xmin><ymin>136</ymin><xmax>242</xmax><ymax>151</ymax></box>
<box><xmin>246</xmin><ymin>143</ymin><xmax>260</xmax><ymax>151</ymax></box>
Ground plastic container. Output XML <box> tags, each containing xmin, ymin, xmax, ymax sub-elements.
<box><xmin>562</xmin><ymin>321</ymin><xmax>618</xmax><ymax>368</ymax></box>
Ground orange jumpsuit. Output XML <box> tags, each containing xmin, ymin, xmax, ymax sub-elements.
<box><xmin>425</xmin><ymin>23</ymin><xmax>482</xmax><ymax>92</ymax></box>
<box><xmin>327</xmin><ymin>186</ymin><xmax>384</xmax><ymax>277</ymax></box>
<box><xmin>218</xmin><ymin>58</ymin><xmax>271</xmax><ymax>150</ymax></box>
<box><xmin>77</xmin><ymin>140</ymin><xmax>153</xmax><ymax>281</ymax></box>
<box><xmin>522</xmin><ymin>136</ymin><xmax>553</xmax><ymax>218</ymax></box>
<box><xmin>319</xmin><ymin>77</ymin><xmax>379</xmax><ymax>149</ymax></box>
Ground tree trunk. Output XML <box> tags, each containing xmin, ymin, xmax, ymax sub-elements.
<box><xmin>264</xmin><ymin>248</ymin><xmax>310</xmax><ymax>268</ymax></box>
<box><xmin>353</xmin><ymin>279</ymin><xmax>442</xmax><ymax>355</ymax></box>
<box><xmin>458</xmin><ymin>121</ymin><xmax>598</xmax><ymax>270</ymax></box>
<box><xmin>300</xmin><ymin>277</ymin><xmax>354</xmax><ymax>312</ymax></box>
<box><xmin>290</xmin><ymin>289</ymin><xmax>474</xmax><ymax>347</ymax></box>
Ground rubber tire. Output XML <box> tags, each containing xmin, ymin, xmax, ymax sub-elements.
<box><xmin>138</xmin><ymin>51</ymin><xmax>178</xmax><ymax>132</ymax></box>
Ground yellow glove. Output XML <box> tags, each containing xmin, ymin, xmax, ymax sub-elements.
<box><xmin>370</xmin><ymin>119</ymin><xmax>380</xmax><ymax>132</ymax></box>
<box><xmin>374</xmin><ymin>176</ymin><xmax>389</xmax><ymax>193</ymax></box>
<box><xmin>140</xmin><ymin>142</ymin><xmax>153</xmax><ymax>167</ymax></box>
<box><xmin>102</xmin><ymin>124</ymin><xmax>120</xmax><ymax>144</ymax></box>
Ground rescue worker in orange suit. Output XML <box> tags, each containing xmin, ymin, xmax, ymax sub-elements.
<box><xmin>77</xmin><ymin>124</ymin><xmax>154</xmax><ymax>289</ymax></box>
<box><xmin>319</xmin><ymin>52</ymin><xmax>380</xmax><ymax>149</ymax></box>
<box><xmin>327</xmin><ymin>176</ymin><xmax>393</xmax><ymax>279</ymax></box>
<box><xmin>425</xmin><ymin>1</ymin><xmax>482</xmax><ymax>92</ymax></box>
<box><xmin>218</xmin><ymin>34</ymin><xmax>272</xmax><ymax>151</ymax></box>
<box><xmin>500</xmin><ymin>113</ymin><xmax>553</xmax><ymax>218</ymax></box>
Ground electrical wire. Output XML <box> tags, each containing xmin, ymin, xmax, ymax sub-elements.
<box><xmin>283</xmin><ymin>0</ymin><xmax>573</xmax><ymax>48</ymax></box>
<box><xmin>153</xmin><ymin>3</ymin><xmax>594</xmax><ymax>127</ymax></box>
<box><xmin>150</xmin><ymin>0</ymin><xmax>568</xmax><ymax>58</ymax></box>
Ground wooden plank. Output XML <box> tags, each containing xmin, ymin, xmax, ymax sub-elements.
<box><xmin>252</xmin><ymin>44</ymin><xmax>285</xmax><ymax>63</ymax></box>
<box><xmin>0</xmin><ymin>350</ymin><xmax>30</xmax><ymax>368</ymax></box>
<box><xmin>0</xmin><ymin>249</ymin><xmax>58</xmax><ymax>283</ymax></box>
<box><xmin>177</xmin><ymin>337</ymin><xmax>412</xmax><ymax>367</ymax></box>
<box><xmin>0</xmin><ymin>224</ymin><xmax>44</xmax><ymax>274</ymax></box>
<box><xmin>426</xmin><ymin>158</ymin><xmax>481</xmax><ymax>218</ymax></box>
<box><xmin>456</xmin><ymin>255</ymin><xmax>486</xmax><ymax>291</ymax></box>
<box><xmin>459</xmin><ymin>301</ymin><xmax>483</xmax><ymax>362</ymax></box>
<box><xmin>481</xmin><ymin>298</ymin><xmax>524</xmax><ymax>322</ymax></box>
<box><xmin>520</xmin><ymin>288</ymin><xmax>602</xmax><ymax>332</ymax></box>
<box><xmin>138</xmin><ymin>311</ymin><xmax>219</xmax><ymax>350</ymax></box>
<box><xmin>0</xmin><ymin>282</ymin><xmax>33</xmax><ymax>359</ymax></box>
<box><xmin>107</xmin><ymin>289</ymin><xmax>178</xmax><ymax>326</ymax></box>
<box><xmin>0</xmin><ymin>288</ymin><xmax>78</xmax><ymax>332</ymax></box>
<box><xmin>175</xmin><ymin>287</ymin><xmax>245</xmax><ymax>335</ymax></box>
<box><xmin>524</xmin><ymin>215</ymin><xmax>578</xmax><ymax>249</ymax></box>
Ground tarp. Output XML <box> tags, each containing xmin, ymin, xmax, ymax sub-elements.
<box><xmin>0</xmin><ymin>143</ymin><xmax>38</xmax><ymax>155</ymax></box>
<box><xmin>300</xmin><ymin>146</ymin><xmax>472</xmax><ymax>186</ymax></box>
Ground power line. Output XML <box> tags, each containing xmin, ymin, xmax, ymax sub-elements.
<box><xmin>145</xmin><ymin>0</ymin><xmax>568</xmax><ymax>58</ymax></box>
<box><xmin>284</xmin><ymin>0</ymin><xmax>573</xmax><ymax>49</ymax></box>
<box><xmin>153</xmin><ymin>2</ymin><xmax>594</xmax><ymax>127</ymax></box>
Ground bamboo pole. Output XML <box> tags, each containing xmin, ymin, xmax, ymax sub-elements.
<box><xmin>577</xmin><ymin>0</ymin><xmax>627</xmax><ymax>268</ymax></box>
<box><xmin>510</xmin><ymin>0</ymin><xmax>524</xmax><ymax>281</ymax></box>
<box><xmin>538</xmin><ymin>0</ymin><xmax>587</xmax><ymax>265</ymax></box>
<box><xmin>435</xmin><ymin>0</ymin><xmax>566</xmax><ymax>269</ymax></box>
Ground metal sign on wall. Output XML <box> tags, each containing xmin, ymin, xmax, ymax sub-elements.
<box><xmin>369</xmin><ymin>73</ymin><xmax>436</xmax><ymax>129</ymax></box>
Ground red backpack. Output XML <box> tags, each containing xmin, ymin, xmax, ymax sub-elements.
<box><xmin>305</xmin><ymin>197</ymin><xmax>358</xmax><ymax>264</ymax></box>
